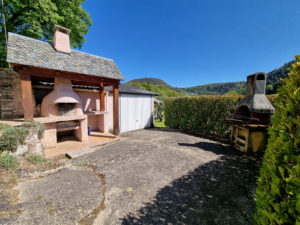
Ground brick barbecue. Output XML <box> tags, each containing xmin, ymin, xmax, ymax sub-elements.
<box><xmin>226</xmin><ymin>72</ymin><xmax>275</xmax><ymax>152</ymax></box>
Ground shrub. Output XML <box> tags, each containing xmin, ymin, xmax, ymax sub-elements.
<box><xmin>164</xmin><ymin>95</ymin><xmax>242</xmax><ymax>140</ymax></box>
<box><xmin>164</xmin><ymin>94</ymin><xmax>278</xmax><ymax>140</ymax></box>
<box><xmin>0</xmin><ymin>121</ymin><xmax>45</xmax><ymax>153</ymax></box>
<box><xmin>155</xmin><ymin>102</ymin><xmax>164</xmax><ymax>122</ymax></box>
<box><xmin>0</xmin><ymin>152</ymin><xmax>18</xmax><ymax>170</ymax></box>
<box><xmin>22</xmin><ymin>121</ymin><xmax>45</xmax><ymax>139</ymax></box>
<box><xmin>0</xmin><ymin>126</ymin><xmax>29</xmax><ymax>152</ymax></box>
<box><xmin>254</xmin><ymin>56</ymin><xmax>300</xmax><ymax>224</ymax></box>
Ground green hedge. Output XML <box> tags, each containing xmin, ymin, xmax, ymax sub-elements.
<box><xmin>164</xmin><ymin>95</ymin><xmax>277</xmax><ymax>141</ymax></box>
<box><xmin>254</xmin><ymin>57</ymin><xmax>300</xmax><ymax>224</ymax></box>
<box><xmin>164</xmin><ymin>95</ymin><xmax>242</xmax><ymax>140</ymax></box>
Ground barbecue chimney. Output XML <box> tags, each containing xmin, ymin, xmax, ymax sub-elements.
<box><xmin>226</xmin><ymin>72</ymin><xmax>275</xmax><ymax>153</ymax></box>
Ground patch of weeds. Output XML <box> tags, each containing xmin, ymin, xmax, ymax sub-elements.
<box><xmin>74</xmin><ymin>162</ymin><xmax>88</xmax><ymax>167</ymax></box>
<box><xmin>155</xmin><ymin>120</ymin><xmax>166</xmax><ymax>128</ymax></box>
<box><xmin>0</xmin><ymin>123</ymin><xmax>12</xmax><ymax>130</ymax></box>
<box><xmin>39</xmin><ymin>175</ymin><xmax>46</xmax><ymax>179</ymax></box>
<box><xmin>47</xmin><ymin>201</ymin><xmax>55</xmax><ymax>216</ymax></box>
<box><xmin>37</xmin><ymin>195</ymin><xmax>43</xmax><ymax>200</ymax></box>
<box><xmin>0</xmin><ymin>211</ymin><xmax>10</xmax><ymax>220</ymax></box>
<box><xmin>26</xmin><ymin>154</ymin><xmax>48</xmax><ymax>165</ymax></box>
<box><xmin>7</xmin><ymin>172</ymin><xmax>18</xmax><ymax>184</ymax></box>
<box><xmin>0</xmin><ymin>152</ymin><xmax>19</xmax><ymax>170</ymax></box>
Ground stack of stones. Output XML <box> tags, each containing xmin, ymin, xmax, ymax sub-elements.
<box><xmin>0</xmin><ymin>68</ymin><xmax>23</xmax><ymax>118</ymax></box>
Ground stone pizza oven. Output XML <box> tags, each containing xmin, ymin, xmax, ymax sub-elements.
<box><xmin>226</xmin><ymin>72</ymin><xmax>275</xmax><ymax>152</ymax></box>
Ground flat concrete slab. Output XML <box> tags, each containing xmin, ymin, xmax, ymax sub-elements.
<box><xmin>12</xmin><ymin>128</ymin><xmax>261</xmax><ymax>225</ymax></box>
<box><xmin>74</xmin><ymin>128</ymin><xmax>261</xmax><ymax>225</ymax></box>
<box><xmin>13</xmin><ymin>168</ymin><xmax>103</xmax><ymax>225</ymax></box>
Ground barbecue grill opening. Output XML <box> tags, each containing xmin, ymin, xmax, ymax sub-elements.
<box><xmin>235</xmin><ymin>105</ymin><xmax>250</xmax><ymax>117</ymax></box>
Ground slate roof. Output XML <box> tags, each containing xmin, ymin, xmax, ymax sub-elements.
<box><xmin>6</xmin><ymin>32</ymin><xmax>124</xmax><ymax>80</ymax></box>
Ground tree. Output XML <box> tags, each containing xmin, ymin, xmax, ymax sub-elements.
<box><xmin>266</xmin><ymin>84</ymin><xmax>273</xmax><ymax>95</ymax></box>
<box><xmin>224</xmin><ymin>90</ymin><xmax>238</xmax><ymax>96</ymax></box>
<box><xmin>0</xmin><ymin>0</ymin><xmax>92</xmax><ymax>67</ymax></box>
<box><xmin>254</xmin><ymin>56</ymin><xmax>300</xmax><ymax>224</ymax></box>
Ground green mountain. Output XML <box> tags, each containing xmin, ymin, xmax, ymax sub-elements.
<box><xmin>126</xmin><ymin>60</ymin><xmax>293</xmax><ymax>96</ymax></box>
<box><xmin>126</xmin><ymin>79</ymin><xmax>187</xmax><ymax>99</ymax></box>
<box><xmin>183</xmin><ymin>81</ymin><xmax>246</xmax><ymax>95</ymax></box>
<box><xmin>183</xmin><ymin>61</ymin><xmax>293</xmax><ymax>95</ymax></box>
<box><xmin>128</xmin><ymin>78</ymin><xmax>170</xmax><ymax>87</ymax></box>
<box><xmin>266</xmin><ymin>61</ymin><xmax>294</xmax><ymax>94</ymax></box>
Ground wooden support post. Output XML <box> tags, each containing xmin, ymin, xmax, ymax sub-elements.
<box><xmin>99</xmin><ymin>83</ymin><xmax>105</xmax><ymax>111</ymax></box>
<box><xmin>20</xmin><ymin>72</ymin><xmax>34</xmax><ymax>120</ymax></box>
<box><xmin>113</xmin><ymin>81</ymin><xmax>119</xmax><ymax>135</ymax></box>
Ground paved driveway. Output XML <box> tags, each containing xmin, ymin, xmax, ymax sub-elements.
<box><xmin>12</xmin><ymin>128</ymin><xmax>261</xmax><ymax>225</ymax></box>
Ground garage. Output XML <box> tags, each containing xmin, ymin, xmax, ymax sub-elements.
<box><xmin>118</xmin><ymin>84</ymin><xmax>157</xmax><ymax>133</ymax></box>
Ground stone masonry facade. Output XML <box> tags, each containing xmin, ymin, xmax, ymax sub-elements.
<box><xmin>0</xmin><ymin>68</ymin><xmax>24</xmax><ymax>118</ymax></box>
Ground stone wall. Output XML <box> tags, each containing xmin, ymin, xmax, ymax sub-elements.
<box><xmin>0</xmin><ymin>68</ymin><xmax>24</xmax><ymax>118</ymax></box>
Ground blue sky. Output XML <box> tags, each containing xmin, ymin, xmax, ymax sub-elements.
<box><xmin>80</xmin><ymin>0</ymin><xmax>300</xmax><ymax>87</ymax></box>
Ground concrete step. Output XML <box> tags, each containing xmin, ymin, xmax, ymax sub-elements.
<box><xmin>66</xmin><ymin>137</ymin><xmax>119</xmax><ymax>159</ymax></box>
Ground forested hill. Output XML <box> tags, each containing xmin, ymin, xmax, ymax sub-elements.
<box><xmin>266</xmin><ymin>61</ymin><xmax>294</xmax><ymax>94</ymax></box>
<box><xmin>126</xmin><ymin>79</ymin><xmax>187</xmax><ymax>99</ymax></box>
<box><xmin>126</xmin><ymin>60</ymin><xmax>293</xmax><ymax>96</ymax></box>
<box><xmin>182</xmin><ymin>60</ymin><xmax>294</xmax><ymax>95</ymax></box>
<box><xmin>183</xmin><ymin>81</ymin><xmax>246</xmax><ymax>95</ymax></box>
<box><xmin>128</xmin><ymin>78</ymin><xmax>171</xmax><ymax>87</ymax></box>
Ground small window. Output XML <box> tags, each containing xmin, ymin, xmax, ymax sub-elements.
<box><xmin>257</xmin><ymin>74</ymin><xmax>265</xmax><ymax>80</ymax></box>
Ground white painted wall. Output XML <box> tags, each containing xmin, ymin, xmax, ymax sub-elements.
<box><xmin>119</xmin><ymin>94</ymin><xmax>153</xmax><ymax>133</ymax></box>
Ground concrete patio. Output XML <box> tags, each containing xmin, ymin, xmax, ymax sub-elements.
<box><xmin>5</xmin><ymin>128</ymin><xmax>261</xmax><ymax>225</ymax></box>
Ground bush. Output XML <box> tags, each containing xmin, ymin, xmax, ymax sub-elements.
<box><xmin>0</xmin><ymin>152</ymin><xmax>18</xmax><ymax>170</ymax></box>
<box><xmin>0</xmin><ymin>126</ymin><xmax>29</xmax><ymax>152</ymax></box>
<box><xmin>22</xmin><ymin>121</ymin><xmax>45</xmax><ymax>139</ymax></box>
<box><xmin>164</xmin><ymin>94</ymin><xmax>278</xmax><ymax>141</ymax></box>
<box><xmin>155</xmin><ymin>102</ymin><xmax>164</xmax><ymax>122</ymax></box>
<box><xmin>164</xmin><ymin>95</ymin><xmax>242</xmax><ymax>140</ymax></box>
<box><xmin>0</xmin><ymin>121</ymin><xmax>45</xmax><ymax>153</ymax></box>
<box><xmin>254</xmin><ymin>56</ymin><xmax>300</xmax><ymax>224</ymax></box>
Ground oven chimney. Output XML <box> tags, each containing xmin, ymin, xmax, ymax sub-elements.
<box><xmin>53</xmin><ymin>25</ymin><xmax>71</xmax><ymax>54</ymax></box>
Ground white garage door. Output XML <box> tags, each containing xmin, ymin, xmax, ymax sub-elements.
<box><xmin>119</xmin><ymin>94</ymin><xmax>153</xmax><ymax>133</ymax></box>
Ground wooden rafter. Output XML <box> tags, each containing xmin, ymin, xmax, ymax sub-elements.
<box><xmin>113</xmin><ymin>81</ymin><xmax>120</xmax><ymax>135</ymax></box>
<box><xmin>12</xmin><ymin>64</ymin><xmax>119</xmax><ymax>86</ymax></box>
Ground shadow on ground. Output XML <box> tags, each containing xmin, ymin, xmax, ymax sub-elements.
<box><xmin>121</xmin><ymin>141</ymin><xmax>261</xmax><ymax>225</ymax></box>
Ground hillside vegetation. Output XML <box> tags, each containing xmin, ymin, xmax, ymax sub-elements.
<box><xmin>126</xmin><ymin>79</ymin><xmax>187</xmax><ymax>99</ymax></box>
<box><xmin>126</xmin><ymin>60</ymin><xmax>293</xmax><ymax>96</ymax></box>
<box><xmin>183</xmin><ymin>81</ymin><xmax>246</xmax><ymax>95</ymax></box>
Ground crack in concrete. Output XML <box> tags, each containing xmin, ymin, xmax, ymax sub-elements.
<box><xmin>78</xmin><ymin>164</ymin><xmax>106</xmax><ymax>225</ymax></box>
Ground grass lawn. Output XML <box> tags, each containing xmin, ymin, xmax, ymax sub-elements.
<box><xmin>155</xmin><ymin>121</ymin><xmax>166</xmax><ymax>127</ymax></box>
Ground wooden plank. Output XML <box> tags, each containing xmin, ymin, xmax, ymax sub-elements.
<box><xmin>20</xmin><ymin>72</ymin><xmax>34</xmax><ymax>120</ymax></box>
<box><xmin>13</xmin><ymin>64</ymin><xmax>118</xmax><ymax>85</ymax></box>
<box><xmin>113</xmin><ymin>81</ymin><xmax>120</xmax><ymax>135</ymax></box>
<box><xmin>99</xmin><ymin>83</ymin><xmax>105</xmax><ymax>111</ymax></box>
